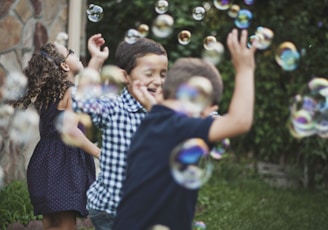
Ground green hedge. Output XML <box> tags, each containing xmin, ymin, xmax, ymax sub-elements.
<box><xmin>86</xmin><ymin>0</ymin><xmax>328</xmax><ymax>187</ymax></box>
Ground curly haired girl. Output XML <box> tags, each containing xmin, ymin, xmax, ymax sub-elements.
<box><xmin>12</xmin><ymin>34</ymin><xmax>108</xmax><ymax>230</ymax></box>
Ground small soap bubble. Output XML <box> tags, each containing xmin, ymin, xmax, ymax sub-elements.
<box><xmin>55</xmin><ymin>110</ymin><xmax>82</xmax><ymax>146</ymax></box>
<box><xmin>55</xmin><ymin>32</ymin><xmax>68</xmax><ymax>46</ymax></box>
<box><xmin>155</xmin><ymin>0</ymin><xmax>169</xmax><ymax>14</ymax></box>
<box><xmin>100</xmin><ymin>65</ymin><xmax>125</xmax><ymax>96</ymax></box>
<box><xmin>178</xmin><ymin>30</ymin><xmax>192</xmax><ymax>45</ymax></box>
<box><xmin>213</xmin><ymin>0</ymin><xmax>233</xmax><ymax>10</ymax></box>
<box><xmin>194</xmin><ymin>221</ymin><xmax>207</xmax><ymax>230</ymax></box>
<box><xmin>2</xmin><ymin>71</ymin><xmax>27</xmax><ymax>102</ymax></box>
<box><xmin>125</xmin><ymin>29</ymin><xmax>141</xmax><ymax>44</ymax></box>
<box><xmin>275</xmin><ymin>42</ymin><xmax>300</xmax><ymax>71</ymax></box>
<box><xmin>203</xmin><ymin>36</ymin><xmax>217</xmax><ymax>50</ymax></box>
<box><xmin>251</xmin><ymin>26</ymin><xmax>274</xmax><ymax>50</ymax></box>
<box><xmin>137</xmin><ymin>24</ymin><xmax>149</xmax><ymax>37</ymax></box>
<box><xmin>228</xmin><ymin>4</ymin><xmax>240</xmax><ymax>18</ymax></box>
<box><xmin>235</xmin><ymin>9</ymin><xmax>252</xmax><ymax>29</ymax></box>
<box><xmin>170</xmin><ymin>138</ymin><xmax>213</xmax><ymax>189</ymax></box>
<box><xmin>192</xmin><ymin>6</ymin><xmax>206</xmax><ymax>21</ymax></box>
<box><xmin>210</xmin><ymin>138</ymin><xmax>230</xmax><ymax>160</ymax></box>
<box><xmin>176</xmin><ymin>76</ymin><xmax>213</xmax><ymax>117</ymax></box>
<box><xmin>9</xmin><ymin>108</ymin><xmax>39</xmax><ymax>145</ymax></box>
<box><xmin>76</xmin><ymin>68</ymin><xmax>102</xmax><ymax>100</ymax></box>
<box><xmin>202</xmin><ymin>41</ymin><xmax>225</xmax><ymax>65</ymax></box>
<box><xmin>152</xmin><ymin>14</ymin><xmax>174</xmax><ymax>38</ymax></box>
<box><xmin>86</xmin><ymin>4</ymin><xmax>104</xmax><ymax>22</ymax></box>
<box><xmin>244</xmin><ymin>0</ymin><xmax>255</xmax><ymax>5</ymax></box>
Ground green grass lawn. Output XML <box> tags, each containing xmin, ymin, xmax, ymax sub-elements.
<box><xmin>1</xmin><ymin>159</ymin><xmax>328</xmax><ymax>230</ymax></box>
<box><xmin>194</xmin><ymin>160</ymin><xmax>328</xmax><ymax>230</ymax></box>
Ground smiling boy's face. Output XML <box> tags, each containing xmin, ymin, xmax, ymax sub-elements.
<box><xmin>124</xmin><ymin>53</ymin><xmax>168</xmax><ymax>98</ymax></box>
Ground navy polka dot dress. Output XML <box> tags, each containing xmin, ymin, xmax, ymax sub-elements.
<box><xmin>27</xmin><ymin>101</ymin><xmax>96</xmax><ymax>217</ymax></box>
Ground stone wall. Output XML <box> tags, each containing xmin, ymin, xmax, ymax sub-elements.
<box><xmin>0</xmin><ymin>0</ymin><xmax>87</xmax><ymax>185</ymax></box>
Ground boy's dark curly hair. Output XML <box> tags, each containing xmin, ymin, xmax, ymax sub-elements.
<box><xmin>12</xmin><ymin>43</ymin><xmax>73</xmax><ymax>111</ymax></box>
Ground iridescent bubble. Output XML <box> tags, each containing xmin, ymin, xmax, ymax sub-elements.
<box><xmin>275</xmin><ymin>42</ymin><xmax>300</xmax><ymax>71</ymax></box>
<box><xmin>289</xmin><ymin>109</ymin><xmax>316</xmax><ymax>138</ymax></box>
<box><xmin>55</xmin><ymin>110</ymin><xmax>82</xmax><ymax>146</ymax></box>
<box><xmin>244</xmin><ymin>0</ymin><xmax>255</xmax><ymax>5</ymax></box>
<box><xmin>203</xmin><ymin>36</ymin><xmax>217</xmax><ymax>50</ymax></box>
<box><xmin>86</xmin><ymin>4</ymin><xmax>104</xmax><ymax>22</ymax></box>
<box><xmin>76</xmin><ymin>67</ymin><xmax>102</xmax><ymax>100</ymax></box>
<box><xmin>228</xmin><ymin>4</ymin><xmax>240</xmax><ymax>18</ymax></box>
<box><xmin>176</xmin><ymin>76</ymin><xmax>213</xmax><ymax>117</ymax></box>
<box><xmin>9</xmin><ymin>108</ymin><xmax>39</xmax><ymax>145</ymax></box>
<box><xmin>202</xmin><ymin>41</ymin><xmax>225</xmax><ymax>65</ymax></box>
<box><xmin>235</xmin><ymin>9</ymin><xmax>252</xmax><ymax>29</ymax></box>
<box><xmin>2</xmin><ymin>71</ymin><xmax>27</xmax><ymax>102</ymax></box>
<box><xmin>137</xmin><ymin>24</ymin><xmax>149</xmax><ymax>37</ymax></box>
<box><xmin>155</xmin><ymin>0</ymin><xmax>169</xmax><ymax>14</ymax></box>
<box><xmin>0</xmin><ymin>104</ymin><xmax>15</xmax><ymax>135</ymax></box>
<box><xmin>315</xmin><ymin>114</ymin><xmax>328</xmax><ymax>138</ymax></box>
<box><xmin>253</xmin><ymin>26</ymin><xmax>274</xmax><ymax>50</ymax></box>
<box><xmin>55</xmin><ymin>32</ymin><xmax>68</xmax><ymax>46</ymax></box>
<box><xmin>194</xmin><ymin>221</ymin><xmax>207</xmax><ymax>230</ymax></box>
<box><xmin>170</xmin><ymin>138</ymin><xmax>213</xmax><ymax>189</ymax></box>
<box><xmin>213</xmin><ymin>0</ymin><xmax>233</xmax><ymax>10</ymax></box>
<box><xmin>100</xmin><ymin>65</ymin><xmax>125</xmax><ymax>96</ymax></box>
<box><xmin>192</xmin><ymin>6</ymin><xmax>206</xmax><ymax>21</ymax></box>
<box><xmin>308</xmin><ymin>77</ymin><xmax>328</xmax><ymax>93</ymax></box>
<box><xmin>178</xmin><ymin>30</ymin><xmax>192</xmax><ymax>45</ymax></box>
<box><xmin>152</xmin><ymin>14</ymin><xmax>174</xmax><ymax>38</ymax></box>
<box><xmin>125</xmin><ymin>28</ymin><xmax>141</xmax><ymax>44</ymax></box>
<box><xmin>210</xmin><ymin>138</ymin><xmax>230</xmax><ymax>160</ymax></box>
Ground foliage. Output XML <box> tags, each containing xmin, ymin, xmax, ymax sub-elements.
<box><xmin>86</xmin><ymin>0</ymin><xmax>328</xmax><ymax>187</ymax></box>
<box><xmin>0</xmin><ymin>181</ymin><xmax>41</xmax><ymax>229</ymax></box>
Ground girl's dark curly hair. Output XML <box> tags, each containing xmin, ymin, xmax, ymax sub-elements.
<box><xmin>12</xmin><ymin>43</ymin><xmax>73</xmax><ymax>111</ymax></box>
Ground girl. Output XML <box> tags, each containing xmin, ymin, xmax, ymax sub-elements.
<box><xmin>12</xmin><ymin>35</ymin><xmax>107</xmax><ymax>229</ymax></box>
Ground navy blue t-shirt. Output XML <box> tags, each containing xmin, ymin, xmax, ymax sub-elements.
<box><xmin>113</xmin><ymin>104</ymin><xmax>214</xmax><ymax>230</ymax></box>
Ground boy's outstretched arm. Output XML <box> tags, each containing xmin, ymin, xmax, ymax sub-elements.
<box><xmin>209</xmin><ymin>29</ymin><xmax>257</xmax><ymax>142</ymax></box>
<box><xmin>87</xmin><ymin>33</ymin><xmax>109</xmax><ymax>71</ymax></box>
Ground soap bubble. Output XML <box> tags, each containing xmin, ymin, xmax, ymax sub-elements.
<box><xmin>203</xmin><ymin>36</ymin><xmax>217</xmax><ymax>50</ymax></box>
<box><xmin>170</xmin><ymin>138</ymin><xmax>213</xmax><ymax>189</ymax></box>
<box><xmin>152</xmin><ymin>14</ymin><xmax>174</xmax><ymax>38</ymax></box>
<box><xmin>176</xmin><ymin>76</ymin><xmax>213</xmax><ymax>117</ymax></box>
<box><xmin>155</xmin><ymin>0</ymin><xmax>169</xmax><ymax>14</ymax></box>
<box><xmin>202</xmin><ymin>41</ymin><xmax>225</xmax><ymax>65</ymax></box>
<box><xmin>210</xmin><ymin>138</ymin><xmax>230</xmax><ymax>160</ymax></box>
<box><xmin>76</xmin><ymin>68</ymin><xmax>102</xmax><ymax>100</ymax></box>
<box><xmin>2</xmin><ymin>71</ymin><xmax>27</xmax><ymax>102</ymax></box>
<box><xmin>125</xmin><ymin>28</ymin><xmax>141</xmax><ymax>44</ymax></box>
<box><xmin>86</xmin><ymin>4</ymin><xmax>104</xmax><ymax>22</ymax></box>
<box><xmin>194</xmin><ymin>221</ymin><xmax>207</xmax><ymax>230</ymax></box>
<box><xmin>228</xmin><ymin>4</ymin><xmax>240</xmax><ymax>18</ymax></box>
<box><xmin>248</xmin><ymin>26</ymin><xmax>274</xmax><ymax>50</ymax></box>
<box><xmin>275</xmin><ymin>42</ymin><xmax>300</xmax><ymax>71</ymax></box>
<box><xmin>178</xmin><ymin>30</ymin><xmax>192</xmax><ymax>45</ymax></box>
<box><xmin>100</xmin><ymin>64</ymin><xmax>125</xmax><ymax>96</ymax></box>
<box><xmin>235</xmin><ymin>9</ymin><xmax>252</xmax><ymax>29</ymax></box>
<box><xmin>137</xmin><ymin>24</ymin><xmax>149</xmax><ymax>37</ymax></box>
<box><xmin>213</xmin><ymin>0</ymin><xmax>233</xmax><ymax>10</ymax></box>
<box><xmin>192</xmin><ymin>6</ymin><xmax>206</xmax><ymax>21</ymax></box>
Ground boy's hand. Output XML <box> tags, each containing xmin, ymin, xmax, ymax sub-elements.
<box><xmin>132</xmin><ymin>80</ymin><xmax>158</xmax><ymax>111</ymax></box>
<box><xmin>227</xmin><ymin>29</ymin><xmax>256</xmax><ymax>74</ymax></box>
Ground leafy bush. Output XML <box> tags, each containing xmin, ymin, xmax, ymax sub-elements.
<box><xmin>86</xmin><ymin>0</ymin><xmax>328</xmax><ymax>186</ymax></box>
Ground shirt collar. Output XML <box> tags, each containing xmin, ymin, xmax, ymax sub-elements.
<box><xmin>122</xmin><ymin>87</ymin><xmax>146</xmax><ymax>112</ymax></box>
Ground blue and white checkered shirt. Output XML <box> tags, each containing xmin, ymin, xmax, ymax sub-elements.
<box><xmin>72</xmin><ymin>88</ymin><xmax>147</xmax><ymax>215</ymax></box>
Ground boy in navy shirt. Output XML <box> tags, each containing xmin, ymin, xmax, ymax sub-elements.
<box><xmin>113</xmin><ymin>29</ymin><xmax>257</xmax><ymax>230</ymax></box>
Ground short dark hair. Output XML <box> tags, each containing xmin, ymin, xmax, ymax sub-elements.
<box><xmin>115</xmin><ymin>38</ymin><xmax>167</xmax><ymax>74</ymax></box>
<box><xmin>162</xmin><ymin>58</ymin><xmax>223</xmax><ymax>106</ymax></box>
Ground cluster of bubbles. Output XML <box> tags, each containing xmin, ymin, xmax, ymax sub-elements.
<box><xmin>0</xmin><ymin>72</ymin><xmax>39</xmax><ymax>187</ymax></box>
<box><xmin>86</xmin><ymin>1</ymin><xmax>306</xmax><ymax>72</ymax></box>
<box><xmin>288</xmin><ymin>77</ymin><xmax>328</xmax><ymax>139</ymax></box>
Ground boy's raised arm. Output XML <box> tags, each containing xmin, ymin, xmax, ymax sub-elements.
<box><xmin>209</xmin><ymin>29</ymin><xmax>257</xmax><ymax>142</ymax></box>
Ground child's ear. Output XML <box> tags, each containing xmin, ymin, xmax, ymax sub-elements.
<box><xmin>60</xmin><ymin>62</ymin><xmax>70</xmax><ymax>72</ymax></box>
<box><xmin>121</xmin><ymin>69</ymin><xmax>129</xmax><ymax>84</ymax></box>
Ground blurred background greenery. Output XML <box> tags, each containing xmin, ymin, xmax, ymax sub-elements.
<box><xmin>87</xmin><ymin>0</ymin><xmax>328</xmax><ymax>189</ymax></box>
